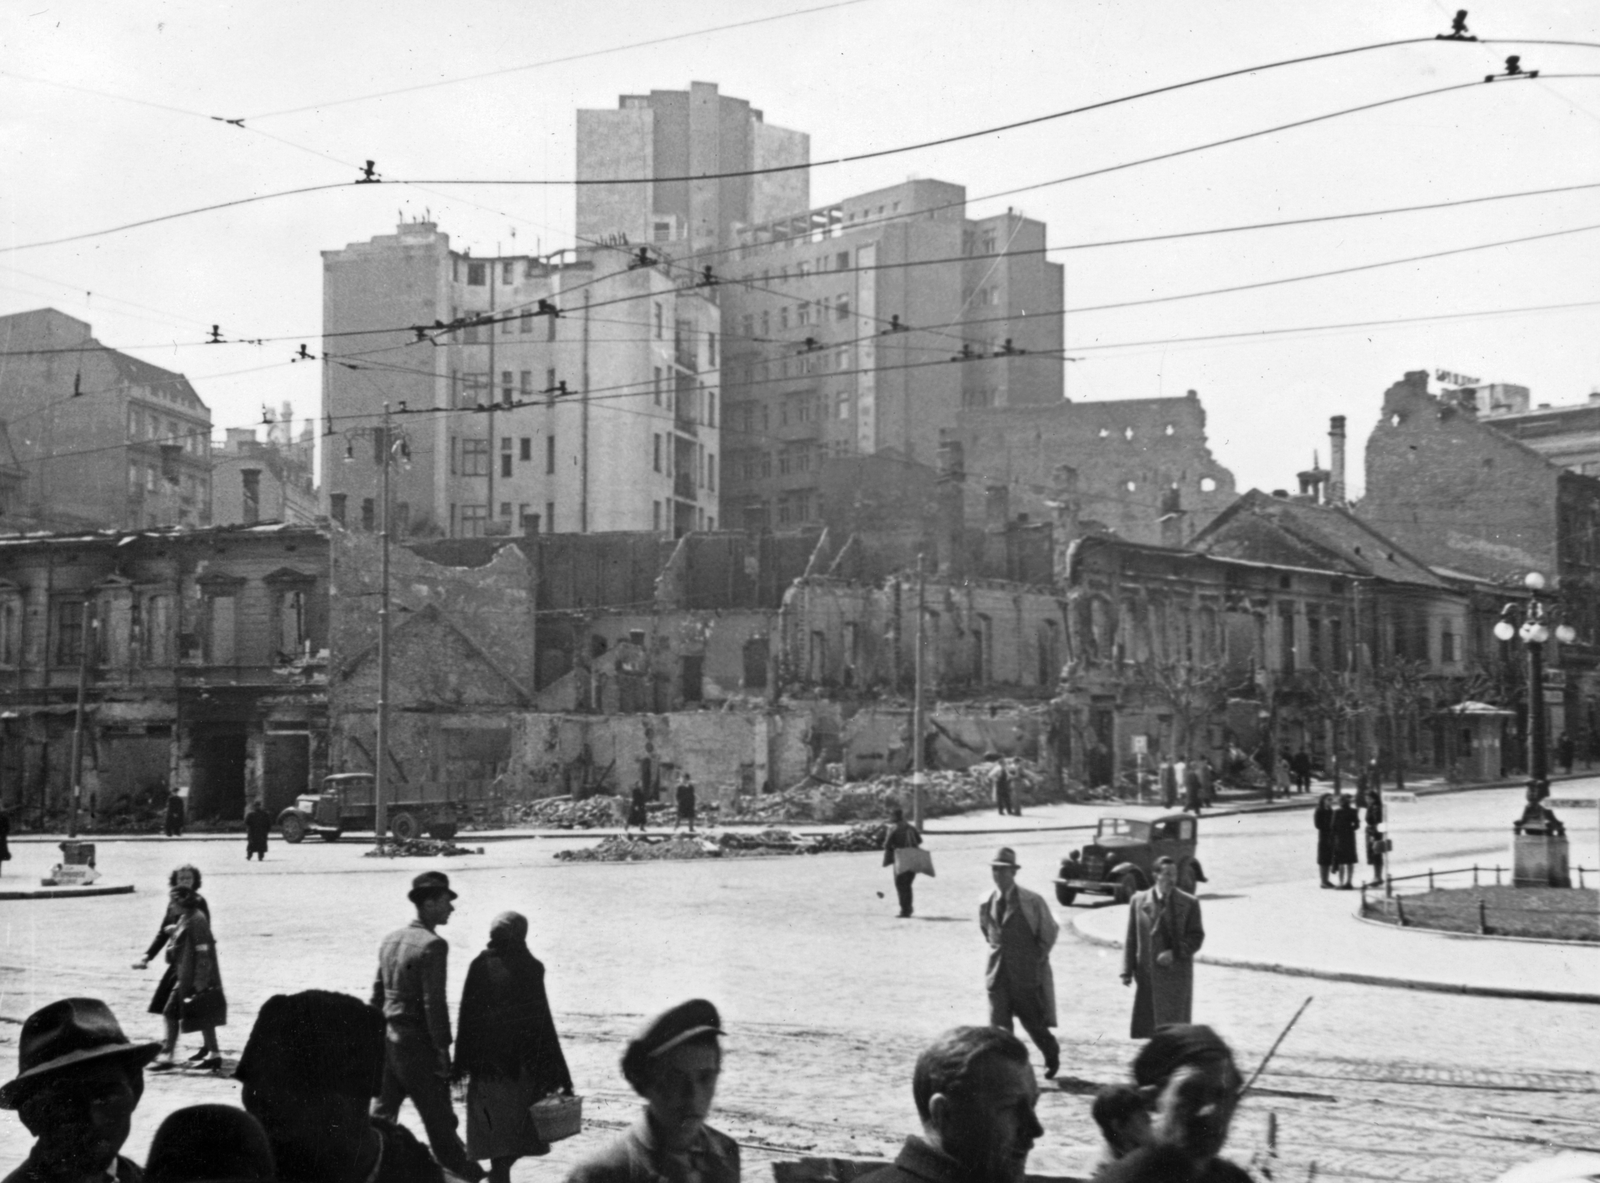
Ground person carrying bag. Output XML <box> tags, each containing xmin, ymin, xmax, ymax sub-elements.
<box><xmin>883</xmin><ymin>807</ymin><xmax>932</xmax><ymax>918</ymax></box>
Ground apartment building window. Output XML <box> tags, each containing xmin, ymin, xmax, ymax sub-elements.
<box><xmin>502</xmin><ymin>312</ymin><xmax>514</xmax><ymax>336</ymax></box>
<box><xmin>467</xmin><ymin>263</ymin><xmax>486</xmax><ymax>286</ymax></box>
<box><xmin>449</xmin><ymin>436</ymin><xmax>457</xmax><ymax>475</ymax></box>
<box><xmin>520</xmin><ymin>437</ymin><xmax>532</xmax><ymax>461</ymax></box>
<box><xmin>500</xmin><ymin>439</ymin><xmax>512</xmax><ymax>478</ymax></box>
<box><xmin>654</xmin><ymin>434</ymin><xmax>663</xmax><ymax>473</ymax></box>
<box><xmin>760</xmin><ymin>311</ymin><xmax>770</xmax><ymax>336</ymax></box>
<box><xmin>518</xmin><ymin>503</ymin><xmax>531</xmax><ymax>528</ymax></box>
<box><xmin>501</xmin><ymin>371</ymin><xmax>514</xmax><ymax>405</ymax></box>
<box><xmin>708</xmin><ymin>332</ymin><xmax>717</xmax><ymax>367</ymax></box>
<box><xmin>760</xmin><ymin>451</ymin><xmax>772</xmax><ymax>478</ymax></box>
<box><xmin>741</xmin><ymin>314</ymin><xmax>754</xmax><ymax>339</ymax></box>
<box><xmin>502</xmin><ymin>261</ymin><xmax>514</xmax><ymax>284</ymax></box>
<box><xmin>520</xmin><ymin>371</ymin><xmax>533</xmax><ymax>397</ymax></box>
<box><xmin>140</xmin><ymin>593</ymin><xmax>173</xmax><ymax>665</ymax></box>
<box><xmin>980</xmin><ymin>231</ymin><xmax>997</xmax><ymax>253</ymax></box>
<box><xmin>705</xmin><ymin>391</ymin><xmax>716</xmax><ymax>427</ymax></box>
<box><xmin>361</xmin><ymin>498</ymin><xmax>376</xmax><ymax>530</ymax></box>
<box><xmin>654</xmin><ymin>303</ymin><xmax>664</xmax><ymax>339</ymax></box>
<box><xmin>1441</xmin><ymin>623</ymin><xmax>1457</xmax><ymax>663</ymax></box>
<box><xmin>54</xmin><ymin>599</ymin><xmax>85</xmax><ymax>666</ymax></box>
<box><xmin>545</xmin><ymin>502</ymin><xmax>555</xmax><ymax>531</ymax></box>
<box><xmin>654</xmin><ymin>367</ymin><xmax>663</xmax><ymax>406</ymax></box>
<box><xmin>499</xmin><ymin>502</ymin><xmax>512</xmax><ymax>519</ymax></box>
<box><xmin>653</xmin><ymin>501</ymin><xmax>662</xmax><ymax>531</ymax></box>
<box><xmin>1306</xmin><ymin>613</ymin><xmax>1322</xmax><ymax>670</ymax></box>
<box><xmin>459</xmin><ymin>505</ymin><xmax>489</xmax><ymax>537</ymax></box>
<box><xmin>837</xmin><ymin>251</ymin><xmax>850</xmax><ymax>271</ymax></box>
<box><xmin>707</xmin><ymin>454</ymin><xmax>716</xmax><ymax>492</ymax></box>
<box><xmin>203</xmin><ymin>593</ymin><xmax>237</xmax><ymax>665</ymax></box>
<box><xmin>519</xmin><ymin>310</ymin><xmax>533</xmax><ymax>333</ymax></box>
<box><xmin>464</xmin><ymin>322</ymin><xmax>480</xmax><ymax>344</ymax></box>
<box><xmin>779</xmin><ymin>306</ymin><xmax>789</xmax><ymax>331</ymax></box>
<box><xmin>837</xmin><ymin>392</ymin><xmax>850</xmax><ymax>419</ymax></box>
<box><xmin>1278</xmin><ymin>601</ymin><xmax>1296</xmax><ymax>674</ymax></box>
<box><xmin>1330</xmin><ymin>616</ymin><xmax>1346</xmax><ymax>671</ymax></box>
<box><xmin>797</xmin><ymin>303</ymin><xmax>810</xmax><ymax>327</ymax></box>
<box><xmin>547</xmin><ymin>312</ymin><xmax>557</xmax><ymax>342</ymax></box>
<box><xmin>461</xmin><ymin>439</ymin><xmax>490</xmax><ymax>476</ymax></box>
<box><xmin>546</xmin><ymin>435</ymin><xmax>556</xmax><ymax>475</ymax></box>
<box><xmin>759</xmin><ymin>404</ymin><xmax>770</xmax><ymax>431</ymax></box>
<box><xmin>330</xmin><ymin>493</ymin><xmax>347</xmax><ymax>526</ymax></box>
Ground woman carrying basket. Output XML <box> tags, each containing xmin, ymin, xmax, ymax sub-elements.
<box><xmin>455</xmin><ymin>911</ymin><xmax>574</xmax><ymax>1183</ymax></box>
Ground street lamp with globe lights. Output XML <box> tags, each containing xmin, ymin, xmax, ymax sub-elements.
<box><xmin>1494</xmin><ymin>571</ymin><xmax>1577</xmax><ymax>800</ymax></box>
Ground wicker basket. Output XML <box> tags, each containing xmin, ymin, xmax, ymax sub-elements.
<box><xmin>530</xmin><ymin>1094</ymin><xmax>583</xmax><ymax>1143</ymax></box>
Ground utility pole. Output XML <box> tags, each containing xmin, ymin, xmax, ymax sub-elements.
<box><xmin>912</xmin><ymin>553</ymin><xmax>927</xmax><ymax>828</ymax></box>
<box><xmin>375</xmin><ymin>402</ymin><xmax>392</xmax><ymax>849</ymax></box>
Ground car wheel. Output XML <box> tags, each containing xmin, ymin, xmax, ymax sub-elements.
<box><xmin>1114</xmin><ymin>869</ymin><xmax>1141</xmax><ymax>904</ymax></box>
<box><xmin>1055</xmin><ymin>884</ymin><xmax>1078</xmax><ymax>907</ymax></box>
<box><xmin>280</xmin><ymin>814</ymin><xmax>306</xmax><ymax>844</ymax></box>
<box><xmin>390</xmin><ymin>812</ymin><xmax>419</xmax><ymax>842</ymax></box>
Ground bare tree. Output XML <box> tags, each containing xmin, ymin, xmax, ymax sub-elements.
<box><xmin>1366</xmin><ymin>658</ymin><xmax>1439</xmax><ymax>792</ymax></box>
<box><xmin>1127</xmin><ymin>658</ymin><xmax>1234</xmax><ymax>761</ymax></box>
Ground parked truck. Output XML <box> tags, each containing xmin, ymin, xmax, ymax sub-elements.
<box><xmin>276</xmin><ymin>772</ymin><xmax>462</xmax><ymax>843</ymax></box>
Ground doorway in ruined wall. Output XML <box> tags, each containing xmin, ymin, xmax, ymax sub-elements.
<box><xmin>263</xmin><ymin>727</ymin><xmax>311</xmax><ymax>814</ymax></box>
<box><xmin>189</xmin><ymin>723</ymin><xmax>247</xmax><ymax>821</ymax></box>
<box><xmin>681</xmin><ymin>656</ymin><xmax>704</xmax><ymax>704</ymax></box>
<box><xmin>742</xmin><ymin>637</ymin><xmax>769</xmax><ymax>690</ymax></box>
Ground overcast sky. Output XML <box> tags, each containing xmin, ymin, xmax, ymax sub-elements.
<box><xmin>3</xmin><ymin>0</ymin><xmax>1598</xmax><ymax>501</ymax></box>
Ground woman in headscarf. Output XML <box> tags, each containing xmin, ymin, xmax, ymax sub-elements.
<box><xmin>455</xmin><ymin>911</ymin><xmax>574</xmax><ymax>1183</ymax></box>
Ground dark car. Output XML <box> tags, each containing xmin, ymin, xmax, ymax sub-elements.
<box><xmin>1054</xmin><ymin>812</ymin><xmax>1206</xmax><ymax>905</ymax></box>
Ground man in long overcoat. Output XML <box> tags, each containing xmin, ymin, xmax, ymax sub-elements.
<box><xmin>978</xmin><ymin>847</ymin><xmax>1060</xmax><ymax>1079</ymax></box>
<box><xmin>1121</xmin><ymin>857</ymin><xmax>1205</xmax><ymax>1039</ymax></box>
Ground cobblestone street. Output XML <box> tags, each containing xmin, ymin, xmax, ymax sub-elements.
<box><xmin>4</xmin><ymin>785</ymin><xmax>1598</xmax><ymax>1180</ymax></box>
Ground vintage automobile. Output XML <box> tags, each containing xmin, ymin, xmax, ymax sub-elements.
<box><xmin>276</xmin><ymin>772</ymin><xmax>461</xmax><ymax>844</ymax></box>
<box><xmin>1053</xmin><ymin>812</ymin><xmax>1205</xmax><ymax>905</ymax></box>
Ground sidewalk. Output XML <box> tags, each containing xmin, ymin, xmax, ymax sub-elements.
<box><xmin>1069</xmin><ymin>873</ymin><xmax>1600</xmax><ymax>1004</ymax></box>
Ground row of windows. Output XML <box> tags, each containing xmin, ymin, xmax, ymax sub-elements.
<box><xmin>739</xmin><ymin>297</ymin><xmax>853</xmax><ymax>341</ymax></box>
<box><xmin>128</xmin><ymin>406</ymin><xmax>208</xmax><ymax>453</ymax></box>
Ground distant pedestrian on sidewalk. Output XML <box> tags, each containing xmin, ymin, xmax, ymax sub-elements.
<box><xmin>883</xmin><ymin>807</ymin><xmax>924</xmax><ymax>918</ymax></box>
<box><xmin>1183</xmin><ymin>763</ymin><xmax>1203</xmax><ymax>814</ymax></box>
<box><xmin>992</xmin><ymin>757</ymin><xmax>1013</xmax><ymax>817</ymax></box>
<box><xmin>1365</xmin><ymin>787</ymin><xmax>1388</xmax><ymax>888</ymax></box>
<box><xmin>624</xmin><ymin>786</ymin><xmax>648</xmax><ymax>834</ymax></box>
<box><xmin>1273</xmin><ymin>752</ymin><xmax>1292</xmax><ymax>802</ymax></box>
<box><xmin>978</xmin><ymin>847</ymin><xmax>1060</xmax><ymax>1080</ymax></box>
<box><xmin>1291</xmin><ymin>748</ymin><xmax>1313</xmax><ymax>794</ymax></box>
<box><xmin>1121</xmin><ymin>857</ymin><xmax>1205</xmax><ymax>1039</ymax></box>
<box><xmin>244</xmin><ymin>801</ymin><xmax>271</xmax><ymax>862</ymax></box>
<box><xmin>672</xmin><ymin>772</ymin><xmax>697</xmax><ymax>834</ymax></box>
<box><xmin>163</xmin><ymin>790</ymin><xmax>186</xmax><ymax>838</ymax></box>
<box><xmin>1332</xmin><ymin>793</ymin><xmax>1360</xmax><ymax>889</ymax></box>
<box><xmin>1159</xmin><ymin>758</ymin><xmax>1176</xmax><ymax>810</ymax></box>
<box><xmin>1314</xmin><ymin>795</ymin><xmax>1335</xmax><ymax>888</ymax></box>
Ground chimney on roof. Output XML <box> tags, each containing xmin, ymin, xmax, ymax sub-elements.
<box><xmin>1328</xmin><ymin>416</ymin><xmax>1346</xmax><ymax>504</ymax></box>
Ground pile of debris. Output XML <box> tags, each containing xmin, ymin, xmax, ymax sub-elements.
<box><xmin>498</xmin><ymin>795</ymin><xmax>625</xmax><ymax>829</ymax></box>
<box><xmin>722</xmin><ymin>761</ymin><xmax>1053</xmax><ymax>825</ymax></box>
<box><xmin>554</xmin><ymin>822</ymin><xmax>890</xmax><ymax>863</ymax></box>
<box><xmin>363</xmin><ymin>838</ymin><xmax>484</xmax><ymax>858</ymax></box>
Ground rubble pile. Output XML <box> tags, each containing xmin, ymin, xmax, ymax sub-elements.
<box><xmin>723</xmin><ymin>761</ymin><xmax>1053</xmax><ymax>824</ymax></box>
<box><xmin>554</xmin><ymin>822</ymin><xmax>890</xmax><ymax>863</ymax></box>
<box><xmin>500</xmin><ymin>795</ymin><xmax>626</xmax><ymax>829</ymax></box>
<box><xmin>363</xmin><ymin>838</ymin><xmax>484</xmax><ymax>858</ymax></box>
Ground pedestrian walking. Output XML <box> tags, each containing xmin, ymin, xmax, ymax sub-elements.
<box><xmin>1121</xmin><ymin>857</ymin><xmax>1205</xmax><ymax>1039</ymax></box>
<box><xmin>243</xmin><ymin>801</ymin><xmax>271</xmax><ymax>862</ymax></box>
<box><xmin>1312</xmin><ymin>795</ymin><xmax>1335</xmax><ymax>887</ymax></box>
<box><xmin>1273</xmin><ymin>753</ymin><xmax>1292</xmax><ymax>802</ymax></box>
<box><xmin>992</xmin><ymin>757</ymin><xmax>1013</xmax><ymax>817</ymax></box>
<box><xmin>1171</xmin><ymin>757</ymin><xmax>1187</xmax><ymax>810</ymax></box>
<box><xmin>883</xmin><ymin>807</ymin><xmax>924</xmax><ymax>918</ymax></box>
<box><xmin>163</xmin><ymin>790</ymin><xmax>186</xmax><ymax>838</ymax></box>
<box><xmin>565</xmin><ymin>999</ymin><xmax>739</xmax><ymax>1183</ymax></box>
<box><xmin>1291</xmin><ymin>748</ymin><xmax>1313</xmax><ymax>794</ymax></box>
<box><xmin>370</xmin><ymin>871</ymin><xmax>484</xmax><ymax>1182</ymax></box>
<box><xmin>1158</xmin><ymin>758</ymin><xmax>1176</xmax><ymax>810</ymax></box>
<box><xmin>150</xmin><ymin>885</ymin><xmax>225</xmax><ymax>1072</ymax></box>
<box><xmin>1183</xmin><ymin>762</ymin><xmax>1203</xmax><ymax>814</ymax></box>
<box><xmin>1096</xmin><ymin>1025</ymin><xmax>1249</xmax><ymax>1183</ymax></box>
<box><xmin>237</xmin><ymin>990</ymin><xmax>448</xmax><ymax>1183</ymax></box>
<box><xmin>624</xmin><ymin>785</ymin><xmax>648</xmax><ymax>834</ymax></box>
<box><xmin>133</xmin><ymin>866</ymin><xmax>212</xmax><ymax>1059</ymax></box>
<box><xmin>672</xmin><ymin>771</ymin><xmax>697</xmax><ymax>834</ymax></box>
<box><xmin>0</xmin><ymin>806</ymin><xmax>10</xmax><ymax>876</ymax></box>
<box><xmin>455</xmin><ymin>912</ymin><xmax>574</xmax><ymax>1183</ymax></box>
<box><xmin>1332</xmin><ymin>793</ymin><xmax>1360</xmax><ymax>889</ymax></box>
<box><xmin>1197</xmin><ymin>756</ymin><xmax>1216</xmax><ymax>807</ymax></box>
<box><xmin>977</xmin><ymin>847</ymin><xmax>1060</xmax><ymax>1080</ymax></box>
<box><xmin>855</xmin><ymin>1026</ymin><xmax>1043</xmax><ymax>1183</ymax></box>
<box><xmin>1364</xmin><ymin>786</ymin><xmax>1386</xmax><ymax>887</ymax></box>
<box><xmin>0</xmin><ymin>997</ymin><xmax>162</xmax><ymax>1183</ymax></box>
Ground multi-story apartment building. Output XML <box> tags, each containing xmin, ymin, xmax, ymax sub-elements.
<box><xmin>717</xmin><ymin>180</ymin><xmax>1064</xmax><ymax>528</ymax></box>
<box><xmin>0</xmin><ymin>309</ymin><xmax>212</xmax><ymax>530</ymax></box>
<box><xmin>321</xmin><ymin>221</ymin><xmax>721</xmax><ymax>538</ymax></box>
<box><xmin>576</xmin><ymin>81</ymin><xmax>810</xmax><ymax>259</ymax></box>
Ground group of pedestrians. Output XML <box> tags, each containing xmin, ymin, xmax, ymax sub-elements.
<box><xmin>1313</xmin><ymin>787</ymin><xmax>1385</xmax><ymax>889</ymax></box>
<box><xmin>1156</xmin><ymin>755</ymin><xmax>1215</xmax><ymax>812</ymax></box>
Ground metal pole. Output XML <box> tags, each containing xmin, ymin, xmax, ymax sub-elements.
<box><xmin>1528</xmin><ymin>635</ymin><xmax>1549</xmax><ymax>800</ymax></box>
<box><xmin>375</xmin><ymin>404</ymin><xmax>392</xmax><ymax>849</ymax></box>
<box><xmin>912</xmin><ymin>554</ymin><xmax>926</xmax><ymax>828</ymax></box>
<box><xmin>67</xmin><ymin>604</ymin><xmax>93</xmax><ymax>838</ymax></box>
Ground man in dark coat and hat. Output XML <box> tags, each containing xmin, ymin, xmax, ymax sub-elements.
<box><xmin>370</xmin><ymin>872</ymin><xmax>483</xmax><ymax>1181</ymax></box>
<box><xmin>243</xmin><ymin>801</ymin><xmax>271</xmax><ymax>862</ymax></box>
<box><xmin>0</xmin><ymin>997</ymin><xmax>162</xmax><ymax>1183</ymax></box>
<box><xmin>978</xmin><ymin>847</ymin><xmax>1060</xmax><ymax>1080</ymax></box>
<box><xmin>1121</xmin><ymin>857</ymin><xmax>1205</xmax><ymax>1039</ymax></box>
<box><xmin>237</xmin><ymin>990</ymin><xmax>447</xmax><ymax>1183</ymax></box>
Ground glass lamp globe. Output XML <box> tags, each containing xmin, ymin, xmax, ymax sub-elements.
<box><xmin>1525</xmin><ymin>571</ymin><xmax>1547</xmax><ymax>590</ymax></box>
<box><xmin>1494</xmin><ymin>619</ymin><xmax>1516</xmax><ymax>641</ymax></box>
<box><xmin>1556</xmin><ymin>623</ymin><xmax>1578</xmax><ymax>644</ymax></box>
<box><xmin>1525</xmin><ymin>623</ymin><xmax>1550</xmax><ymax>644</ymax></box>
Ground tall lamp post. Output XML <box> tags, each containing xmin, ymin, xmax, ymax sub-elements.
<box><xmin>1493</xmin><ymin>571</ymin><xmax>1576</xmax><ymax>800</ymax></box>
<box><xmin>341</xmin><ymin>405</ymin><xmax>409</xmax><ymax>849</ymax></box>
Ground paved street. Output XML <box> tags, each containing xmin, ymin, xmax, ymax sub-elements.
<box><xmin>4</xmin><ymin>783</ymin><xmax>1600</xmax><ymax>1181</ymax></box>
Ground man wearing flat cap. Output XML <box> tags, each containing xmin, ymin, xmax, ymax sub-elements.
<box><xmin>237</xmin><ymin>990</ymin><xmax>446</xmax><ymax>1183</ymax></box>
<box><xmin>977</xmin><ymin>847</ymin><xmax>1060</xmax><ymax>1080</ymax></box>
<box><xmin>1</xmin><ymin>997</ymin><xmax>161</xmax><ymax>1183</ymax></box>
<box><xmin>565</xmin><ymin>999</ymin><xmax>738</xmax><ymax>1183</ymax></box>
<box><xmin>370</xmin><ymin>872</ymin><xmax>482</xmax><ymax>1181</ymax></box>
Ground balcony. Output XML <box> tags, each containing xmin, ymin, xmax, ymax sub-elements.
<box><xmin>675</xmin><ymin>471</ymin><xmax>698</xmax><ymax>501</ymax></box>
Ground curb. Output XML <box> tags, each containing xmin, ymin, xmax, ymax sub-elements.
<box><xmin>0</xmin><ymin>883</ymin><xmax>136</xmax><ymax>901</ymax></box>
<box><xmin>1064</xmin><ymin>913</ymin><xmax>1600</xmax><ymax>1006</ymax></box>
<box><xmin>1352</xmin><ymin>904</ymin><xmax>1600</xmax><ymax>951</ymax></box>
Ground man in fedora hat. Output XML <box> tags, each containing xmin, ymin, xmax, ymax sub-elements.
<box><xmin>977</xmin><ymin>847</ymin><xmax>1060</xmax><ymax>1080</ymax></box>
<box><xmin>0</xmin><ymin>997</ymin><xmax>161</xmax><ymax>1183</ymax></box>
<box><xmin>370</xmin><ymin>871</ymin><xmax>482</xmax><ymax>1181</ymax></box>
<box><xmin>566</xmin><ymin>998</ymin><xmax>738</xmax><ymax>1183</ymax></box>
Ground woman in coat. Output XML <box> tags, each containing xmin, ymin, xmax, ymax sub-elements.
<box><xmin>1364</xmin><ymin>787</ymin><xmax>1386</xmax><ymax>887</ymax></box>
<box><xmin>1332</xmin><ymin>793</ymin><xmax>1361</xmax><ymax>888</ymax></box>
<box><xmin>1313</xmin><ymin>795</ymin><xmax>1335</xmax><ymax>888</ymax></box>
<box><xmin>455</xmin><ymin>911</ymin><xmax>574</xmax><ymax>1183</ymax></box>
<box><xmin>153</xmin><ymin>884</ymin><xmax>226</xmax><ymax>1070</ymax></box>
<box><xmin>135</xmin><ymin>865</ymin><xmax>211</xmax><ymax>1048</ymax></box>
